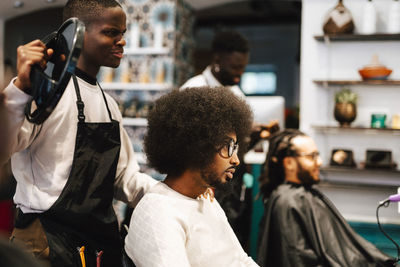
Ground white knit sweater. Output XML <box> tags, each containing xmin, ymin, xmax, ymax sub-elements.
<box><xmin>125</xmin><ymin>182</ymin><xmax>258</xmax><ymax>267</ymax></box>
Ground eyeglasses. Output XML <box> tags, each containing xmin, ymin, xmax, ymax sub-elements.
<box><xmin>219</xmin><ymin>139</ymin><xmax>239</xmax><ymax>158</ymax></box>
<box><xmin>294</xmin><ymin>151</ymin><xmax>320</xmax><ymax>161</ymax></box>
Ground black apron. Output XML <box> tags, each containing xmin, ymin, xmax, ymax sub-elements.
<box><xmin>38</xmin><ymin>75</ymin><xmax>123</xmax><ymax>267</ymax></box>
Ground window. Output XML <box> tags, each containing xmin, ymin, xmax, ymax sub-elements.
<box><xmin>240</xmin><ymin>64</ymin><xmax>277</xmax><ymax>95</ymax></box>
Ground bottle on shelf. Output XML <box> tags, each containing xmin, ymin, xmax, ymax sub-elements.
<box><xmin>120</xmin><ymin>60</ymin><xmax>131</xmax><ymax>83</ymax></box>
<box><xmin>153</xmin><ymin>24</ymin><xmax>164</xmax><ymax>48</ymax></box>
<box><xmin>138</xmin><ymin>60</ymin><xmax>150</xmax><ymax>83</ymax></box>
<box><xmin>100</xmin><ymin>67</ymin><xmax>114</xmax><ymax>83</ymax></box>
<box><xmin>387</xmin><ymin>0</ymin><xmax>400</xmax><ymax>34</ymax></box>
<box><xmin>359</xmin><ymin>0</ymin><xmax>377</xmax><ymax>35</ymax></box>
<box><xmin>129</xmin><ymin>23</ymin><xmax>140</xmax><ymax>49</ymax></box>
<box><xmin>155</xmin><ymin>60</ymin><xmax>165</xmax><ymax>84</ymax></box>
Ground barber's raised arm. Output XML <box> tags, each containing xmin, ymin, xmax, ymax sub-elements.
<box><xmin>0</xmin><ymin>40</ymin><xmax>52</xmax><ymax>164</ymax></box>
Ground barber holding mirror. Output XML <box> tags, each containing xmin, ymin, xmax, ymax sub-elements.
<box><xmin>2</xmin><ymin>0</ymin><xmax>156</xmax><ymax>266</ymax></box>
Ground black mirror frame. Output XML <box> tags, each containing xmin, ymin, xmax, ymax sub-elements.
<box><xmin>25</xmin><ymin>17</ymin><xmax>85</xmax><ymax>124</ymax></box>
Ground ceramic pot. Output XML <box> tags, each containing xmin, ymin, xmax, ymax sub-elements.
<box><xmin>334</xmin><ymin>102</ymin><xmax>356</xmax><ymax>127</ymax></box>
<box><xmin>323</xmin><ymin>0</ymin><xmax>355</xmax><ymax>34</ymax></box>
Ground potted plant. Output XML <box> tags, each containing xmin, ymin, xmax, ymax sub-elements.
<box><xmin>334</xmin><ymin>88</ymin><xmax>357</xmax><ymax>127</ymax></box>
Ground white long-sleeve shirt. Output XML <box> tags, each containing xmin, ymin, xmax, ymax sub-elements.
<box><xmin>180</xmin><ymin>65</ymin><xmax>245</xmax><ymax>99</ymax></box>
<box><xmin>3</xmin><ymin>76</ymin><xmax>156</xmax><ymax>213</ymax></box>
<box><xmin>125</xmin><ymin>182</ymin><xmax>259</xmax><ymax>267</ymax></box>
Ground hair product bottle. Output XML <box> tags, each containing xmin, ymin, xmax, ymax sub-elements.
<box><xmin>359</xmin><ymin>0</ymin><xmax>377</xmax><ymax>34</ymax></box>
<box><xmin>388</xmin><ymin>0</ymin><xmax>400</xmax><ymax>33</ymax></box>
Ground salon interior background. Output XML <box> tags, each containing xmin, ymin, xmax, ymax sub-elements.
<box><xmin>0</xmin><ymin>0</ymin><xmax>301</xmax><ymax>123</ymax></box>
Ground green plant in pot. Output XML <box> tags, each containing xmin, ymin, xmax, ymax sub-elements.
<box><xmin>334</xmin><ymin>88</ymin><xmax>357</xmax><ymax>127</ymax></box>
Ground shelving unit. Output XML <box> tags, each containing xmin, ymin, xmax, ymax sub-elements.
<box><xmin>320</xmin><ymin>166</ymin><xmax>400</xmax><ymax>188</ymax></box>
<box><xmin>312</xmin><ymin>125</ymin><xmax>400</xmax><ymax>134</ymax></box>
<box><xmin>101</xmin><ymin>0</ymin><xmax>194</xmax><ymax>174</ymax></box>
<box><xmin>314</xmin><ymin>33</ymin><xmax>400</xmax><ymax>42</ymax></box>
<box><xmin>301</xmin><ymin>0</ymin><xmax>400</xmax><ymax>223</ymax></box>
<box><xmin>313</xmin><ymin>80</ymin><xmax>400</xmax><ymax>86</ymax></box>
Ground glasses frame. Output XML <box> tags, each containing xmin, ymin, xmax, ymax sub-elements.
<box><xmin>293</xmin><ymin>151</ymin><xmax>320</xmax><ymax>161</ymax></box>
<box><xmin>219</xmin><ymin>139</ymin><xmax>239</xmax><ymax>158</ymax></box>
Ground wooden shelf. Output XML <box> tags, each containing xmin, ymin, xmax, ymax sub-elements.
<box><xmin>313</xmin><ymin>80</ymin><xmax>400</xmax><ymax>86</ymax></box>
<box><xmin>321</xmin><ymin>166</ymin><xmax>400</xmax><ymax>175</ymax></box>
<box><xmin>320</xmin><ymin>166</ymin><xmax>400</xmax><ymax>188</ymax></box>
<box><xmin>312</xmin><ymin>125</ymin><xmax>400</xmax><ymax>134</ymax></box>
<box><xmin>101</xmin><ymin>82</ymin><xmax>173</xmax><ymax>91</ymax></box>
<box><xmin>314</xmin><ymin>33</ymin><xmax>400</xmax><ymax>42</ymax></box>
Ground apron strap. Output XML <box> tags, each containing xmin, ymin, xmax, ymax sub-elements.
<box><xmin>72</xmin><ymin>75</ymin><xmax>86</xmax><ymax>123</ymax></box>
<box><xmin>72</xmin><ymin>76</ymin><xmax>115</xmax><ymax>122</ymax></box>
<box><xmin>97</xmin><ymin>82</ymin><xmax>114</xmax><ymax>122</ymax></box>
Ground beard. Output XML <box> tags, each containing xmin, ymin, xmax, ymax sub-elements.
<box><xmin>297</xmin><ymin>163</ymin><xmax>320</xmax><ymax>186</ymax></box>
<box><xmin>200</xmin><ymin>166</ymin><xmax>234</xmax><ymax>194</ymax></box>
<box><xmin>217</xmin><ymin>69</ymin><xmax>238</xmax><ymax>86</ymax></box>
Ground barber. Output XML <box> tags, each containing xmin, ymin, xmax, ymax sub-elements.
<box><xmin>2</xmin><ymin>1</ymin><xmax>156</xmax><ymax>266</ymax></box>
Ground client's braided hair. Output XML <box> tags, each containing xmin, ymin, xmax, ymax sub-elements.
<box><xmin>258</xmin><ymin>129</ymin><xmax>305</xmax><ymax>201</ymax></box>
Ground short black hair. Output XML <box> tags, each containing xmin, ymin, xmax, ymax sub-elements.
<box><xmin>212</xmin><ymin>30</ymin><xmax>249</xmax><ymax>54</ymax></box>
<box><xmin>63</xmin><ymin>0</ymin><xmax>121</xmax><ymax>26</ymax></box>
<box><xmin>259</xmin><ymin>129</ymin><xmax>306</xmax><ymax>200</ymax></box>
<box><xmin>144</xmin><ymin>87</ymin><xmax>253</xmax><ymax>176</ymax></box>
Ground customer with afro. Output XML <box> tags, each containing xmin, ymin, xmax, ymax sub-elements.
<box><xmin>125</xmin><ymin>86</ymin><xmax>259</xmax><ymax>266</ymax></box>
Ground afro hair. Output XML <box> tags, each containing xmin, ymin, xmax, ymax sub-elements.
<box><xmin>144</xmin><ymin>86</ymin><xmax>253</xmax><ymax>176</ymax></box>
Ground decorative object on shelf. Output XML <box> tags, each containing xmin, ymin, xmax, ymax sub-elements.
<box><xmin>322</xmin><ymin>0</ymin><xmax>355</xmax><ymax>34</ymax></box>
<box><xmin>330</xmin><ymin>149</ymin><xmax>356</xmax><ymax>167</ymax></box>
<box><xmin>99</xmin><ymin>67</ymin><xmax>114</xmax><ymax>83</ymax></box>
<box><xmin>358</xmin><ymin>54</ymin><xmax>392</xmax><ymax>80</ymax></box>
<box><xmin>371</xmin><ymin>113</ymin><xmax>387</xmax><ymax>128</ymax></box>
<box><xmin>392</xmin><ymin>114</ymin><xmax>400</xmax><ymax>129</ymax></box>
<box><xmin>334</xmin><ymin>88</ymin><xmax>357</xmax><ymax>127</ymax></box>
<box><xmin>359</xmin><ymin>0</ymin><xmax>377</xmax><ymax>35</ymax></box>
<box><xmin>387</xmin><ymin>0</ymin><xmax>400</xmax><ymax>34</ymax></box>
<box><xmin>153</xmin><ymin>23</ymin><xmax>164</xmax><ymax>48</ymax></box>
<box><xmin>365</xmin><ymin>150</ymin><xmax>396</xmax><ymax>169</ymax></box>
<box><xmin>129</xmin><ymin>23</ymin><xmax>140</xmax><ymax>48</ymax></box>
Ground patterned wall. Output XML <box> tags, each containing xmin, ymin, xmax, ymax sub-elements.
<box><xmin>115</xmin><ymin>0</ymin><xmax>195</xmax><ymax>87</ymax></box>
<box><xmin>174</xmin><ymin>0</ymin><xmax>195</xmax><ymax>87</ymax></box>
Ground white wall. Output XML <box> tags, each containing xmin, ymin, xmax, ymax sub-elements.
<box><xmin>300</xmin><ymin>0</ymin><xmax>400</xmax><ymax>223</ymax></box>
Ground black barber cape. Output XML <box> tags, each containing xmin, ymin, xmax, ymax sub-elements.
<box><xmin>257</xmin><ymin>182</ymin><xmax>396</xmax><ymax>267</ymax></box>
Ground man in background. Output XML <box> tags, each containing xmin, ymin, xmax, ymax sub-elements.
<box><xmin>181</xmin><ymin>30</ymin><xmax>249</xmax><ymax>98</ymax></box>
<box><xmin>257</xmin><ymin>129</ymin><xmax>396</xmax><ymax>267</ymax></box>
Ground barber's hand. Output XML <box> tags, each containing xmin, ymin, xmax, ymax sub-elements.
<box><xmin>14</xmin><ymin>39</ymin><xmax>54</xmax><ymax>92</ymax></box>
<box><xmin>247</xmin><ymin>120</ymin><xmax>280</xmax><ymax>151</ymax></box>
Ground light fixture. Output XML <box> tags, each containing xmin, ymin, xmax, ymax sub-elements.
<box><xmin>13</xmin><ymin>1</ymin><xmax>24</xmax><ymax>8</ymax></box>
<box><xmin>45</xmin><ymin>0</ymin><xmax>56</xmax><ymax>3</ymax></box>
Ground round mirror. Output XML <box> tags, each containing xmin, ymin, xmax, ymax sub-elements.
<box><xmin>25</xmin><ymin>17</ymin><xmax>85</xmax><ymax>124</ymax></box>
